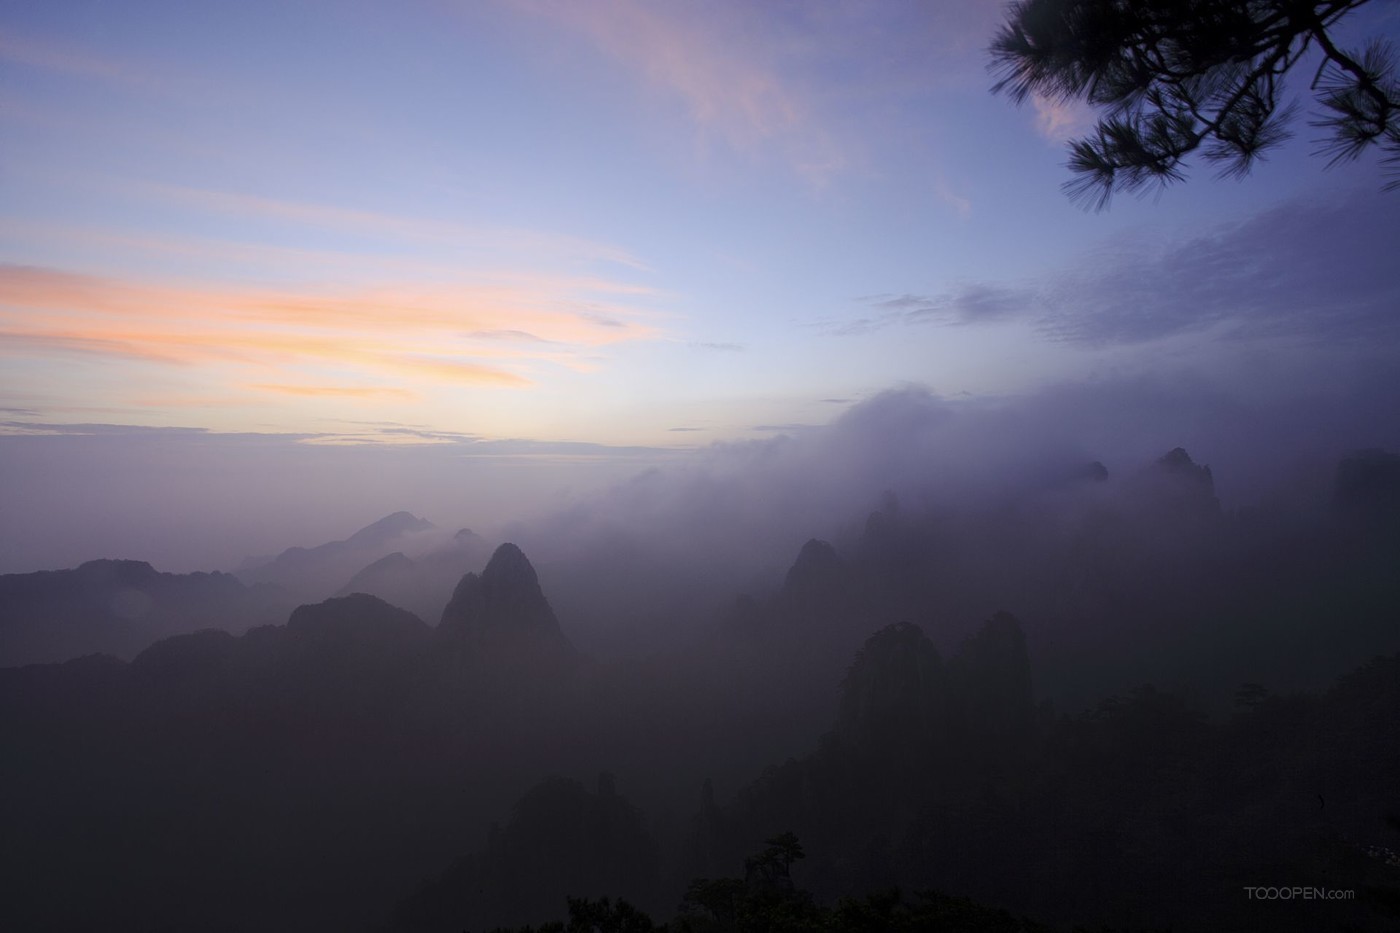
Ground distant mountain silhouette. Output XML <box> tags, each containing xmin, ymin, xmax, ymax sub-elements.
<box><xmin>780</xmin><ymin>538</ymin><xmax>847</xmax><ymax>607</ymax></box>
<box><xmin>345</xmin><ymin>511</ymin><xmax>436</xmax><ymax>547</ymax></box>
<box><xmin>237</xmin><ymin>511</ymin><xmax>435</xmax><ymax>603</ymax></box>
<box><xmin>0</xmin><ymin>542</ymin><xmax>609</xmax><ymax>931</ymax></box>
<box><xmin>4</xmin><ymin>452</ymin><xmax>1400</xmax><ymax>932</ymax></box>
<box><xmin>1125</xmin><ymin>446</ymin><xmax>1221</xmax><ymax>516</ymax></box>
<box><xmin>334</xmin><ymin>528</ymin><xmax>488</xmax><ymax>622</ymax></box>
<box><xmin>0</xmin><ymin>559</ymin><xmax>286</xmax><ymax>666</ymax></box>
<box><xmin>127</xmin><ymin>593</ymin><xmax>432</xmax><ymax>710</ymax></box>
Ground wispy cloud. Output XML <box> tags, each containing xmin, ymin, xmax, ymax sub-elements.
<box><xmin>752</xmin><ymin>422</ymin><xmax>817</xmax><ymax>433</ymax></box>
<box><xmin>689</xmin><ymin>341</ymin><xmax>744</xmax><ymax>352</ymax></box>
<box><xmin>522</xmin><ymin>0</ymin><xmax>845</xmax><ymax>182</ymax></box>
<box><xmin>1038</xmin><ymin>191</ymin><xmax>1400</xmax><ymax>346</ymax></box>
<box><xmin>934</xmin><ymin>176</ymin><xmax>973</xmax><ymax>219</ymax></box>
<box><xmin>469</xmin><ymin>329</ymin><xmax>558</xmax><ymax>344</ymax></box>
<box><xmin>0</xmin><ymin>263</ymin><xmax>664</xmax><ymax>395</ymax></box>
<box><xmin>824</xmin><ymin>190</ymin><xmax>1400</xmax><ymax>350</ymax></box>
<box><xmin>821</xmin><ymin>285</ymin><xmax>1033</xmax><ymax>336</ymax></box>
<box><xmin>249</xmin><ymin>384</ymin><xmax>420</xmax><ymax>400</ymax></box>
<box><xmin>0</xmin><ymin>29</ymin><xmax>154</xmax><ymax>86</ymax></box>
<box><xmin>1031</xmin><ymin>93</ymin><xmax>1095</xmax><ymax>144</ymax></box>
<box><xmin>142</xmin><ymin>184</ymin><xmax>650</xmax><ymax>271</ymax></box>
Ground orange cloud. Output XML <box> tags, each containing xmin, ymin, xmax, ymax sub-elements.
<box><xmin>0</xmin><ymin>263</ymin><xmax>661</xmax><ymax>394</ymax></box>
<box><xmin>249</xmin><ymin>384</ymin><xmax>419</xmax><ymax>400</ymax></box>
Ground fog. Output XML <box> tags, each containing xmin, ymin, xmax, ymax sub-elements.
<box><xmin>5</xmin><ymin>358</ymin><xmax>1398</xmax><ymax>581</ymax></box>
<box><xmin>3</xmin><ymin>369</ymin><xmax>1400</xmax><ymax>931</ymax></box>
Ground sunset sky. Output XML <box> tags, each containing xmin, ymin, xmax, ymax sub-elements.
<box><xmin>3</xmin><ymin>1</ymin><xmax>1400</xmax><ymax>571</ymax></box>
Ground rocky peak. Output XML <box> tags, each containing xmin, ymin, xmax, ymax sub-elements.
<box><xmin>1156</xmin><ymin>447</ymin><xmax>1212</xmax><ymax>485</ymax></box>
<box><xmin>480</xmin><ymin>542</ymin><xmax>539</xmax><ymax>592</ymax></box>
<box><xmin>781</xmin><ymin>539</ymin><xmax>845</xmax><ymax>602</ymax></box>
<box><xmin>1129</xmin><ymin>447</ymin><xmax>1220</xmax><ymax>515</ymax></box>
<box><xmin>437</xmin><ymin>543</ymin><xmax>569</xmax><ymax>649</ymax></box>
<box><xmin>837</xmin><ymin>622</ymin><xmax>947</xmax><ymax>746</ymax></box>
<box><xmin>1078</xmin><ymin>460</ymin><xmax>1109</xmax><ymax>483</ymax></box>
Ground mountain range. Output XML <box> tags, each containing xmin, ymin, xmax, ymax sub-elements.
<box><xmin>1</xmin><ymin>447</ymin><xmax>1398</xmax><ymax>930</ymax></box>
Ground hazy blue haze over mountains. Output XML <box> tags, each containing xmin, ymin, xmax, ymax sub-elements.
<box><xmin>1</xmin><ymin>444</ymin><xmax>1398</xmax><ymax>930</ymax></box>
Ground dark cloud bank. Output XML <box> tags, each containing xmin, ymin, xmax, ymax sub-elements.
<box><xmin>843</xmin><ymin>189</ymin><xmax>1400</xmax><ymax>346</ymax></box>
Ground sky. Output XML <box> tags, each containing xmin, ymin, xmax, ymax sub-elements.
<box><xmin>2</xmin><ymin>0</ymin><xmax>1399</xmax><ymax>572</ymax></box>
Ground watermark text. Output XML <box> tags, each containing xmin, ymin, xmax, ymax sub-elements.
<box><xmin>1243</xmin><ymin>886</ymin><xmax>1354</xmax><ymax>901</ymax></box>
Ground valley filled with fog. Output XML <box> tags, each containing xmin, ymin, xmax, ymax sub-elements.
<box><xmin>3</xmin><ymin>386</ymin><xmax>1398</xmax><ymax>932</ymax></box>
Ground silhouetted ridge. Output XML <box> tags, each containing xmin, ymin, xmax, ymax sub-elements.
<box><xmin>73</xmin><ymin>558</ymin><xmax>162</xmax><ymax>585</ymax></box>
<box><xmin>336</xmin><ymin>552</ymin><xmax>415</xmax><ymax>598</ymax></box>
<box><xmin>129</xmin><ymin>628</ymin><xmax>238</xmax><ymax>689</ymax></box>
<box><xmin>347</xmin><ymin>511</ymin><xmax>433</xmax><ymax>547</ymax></box>
<box><xmin>238</xmin><ymin>512</ymin><xmax>438</xmax><ymax>602</ymax></box>
<box><xmin>0</xmin><ymin>559</ymin><xmax>280</xmax><ymax>666</ymax></box>
<box><xmin>287</xmin><ymin>592</ymin><xmax>430</xmax><ymax>645</ymax></box>
<box><xmin>332</xmin><ymin>529</ymin><xmax>490</xmax><ymax>625</ymax></box>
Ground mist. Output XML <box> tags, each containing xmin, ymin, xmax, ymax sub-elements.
<box><xmin>6</xmin><ymin>357</ymin><xmax>1398</xmax><ymax>578</ymax></box>
<box><xmin>3</xmin><ymin>373</ymin><xmax>1400</xmax><ymax>931</ymax></box>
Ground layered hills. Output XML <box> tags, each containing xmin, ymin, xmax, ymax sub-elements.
<box><xmin>1</xmin><ymin>447</ymin><xmax>1398</xmax><ymax>931</ymax></box>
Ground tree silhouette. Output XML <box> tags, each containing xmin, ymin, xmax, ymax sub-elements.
<box><xmin>760</xmin><ymin>833</ymin><xmax>804</xmax><ymax>875</ymax></box>
<box><xmin>990</xmin><ymin>0</ymin><xmax>1400</xmax><ymax>207</ymax></box>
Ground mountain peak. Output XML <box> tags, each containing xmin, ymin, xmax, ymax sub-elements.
<box><xmin>838</xmin><ymin>622</ymin><xmax>947</xmax><ymax>746</ymax></box>
<box><xmin>480</xmin><ymin>542</ymin><xmax>537</xmax><ymax>590</ymax></box>
<box><xmin>782</xmin><ymin>539</ymin><xmax>843</xmax><ymax>596</ymax></box>
<box><xmin>346</xmin><ymin>511</ymin><xmax>433</xmax><ymax>547</ymax></box>
<box><xmin>437</xmin><ymin>544</ymin><xmax>570</xmax><ymax>651</ymax></box>
<box><xmin>1158</xmin><ymin>447</ymin><xmax>1198</xmax><ymax>470</ymax></box>
<box><xmin>1127</xmin><ymin>447</ymin><xmax>1219</xmax><ymax>515</ymax></box>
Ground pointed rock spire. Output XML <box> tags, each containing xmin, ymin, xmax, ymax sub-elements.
<box><xmin>437</xmin><ymin>543</ymin><xmax>570</xmax><ymax>651</ymax></box>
